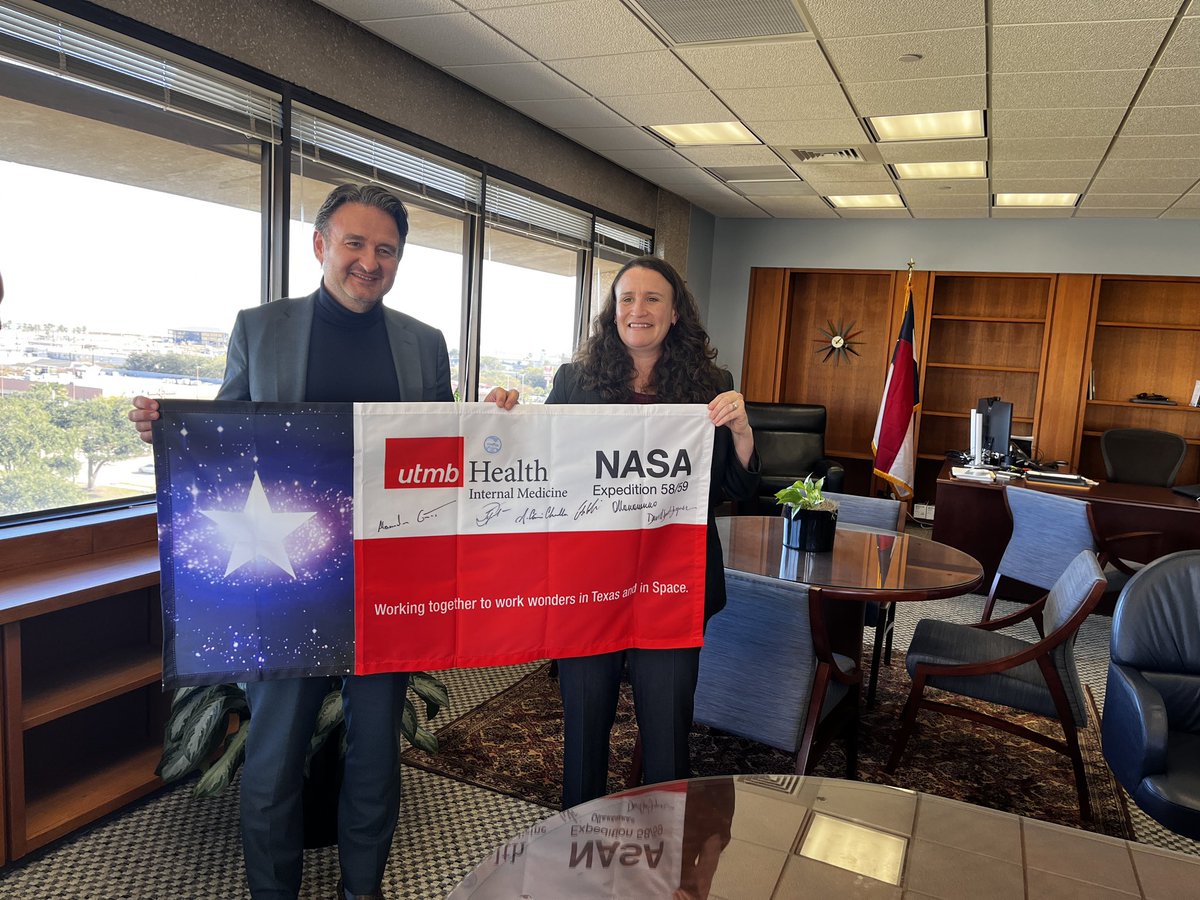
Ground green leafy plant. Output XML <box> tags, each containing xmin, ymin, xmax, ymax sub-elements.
<box><xmin>774</xmin><ymin>475</ymin><xmax>839</xmax><ymax>515</ymax></box>
<box><xmin>157</xmin><ymin>673</ymin><xmax>449</xmax><ymax>798</ymax></box>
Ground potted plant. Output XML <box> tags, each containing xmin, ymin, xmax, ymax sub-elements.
<box><xmin>156</xmin><ymin>673</ymin><xmax>449</xmax><ymax>846</ymax></box>
<box><xmin>775</xmin><ymin>475</ymin><xmax>840</xmax><ymax>552</ymax></box>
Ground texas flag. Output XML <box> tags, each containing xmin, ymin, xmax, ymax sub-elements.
<box><xmin>154</xmin><ymin>401</ymin><xmax>714</xmax><ymax>687</ymax></box>
<box><xmin>872</xmin><ymin>279</ymin><xmax>921</xmax><ymax>500</ymax></box>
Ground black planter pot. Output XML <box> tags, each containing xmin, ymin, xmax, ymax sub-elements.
<box><xmin>302</xmin><ymin>722</ymin><xmax>344</xmax><ymax>849</ymax></box>
<box><xmin>782</xmin><ymin>508</ymin><xmax>838</xmax><ymax>552</ymax></box>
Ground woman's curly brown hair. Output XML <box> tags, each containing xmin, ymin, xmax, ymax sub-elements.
<box><xmin>573</xmin><ymin>256</ymin><xmax>728</xmax><ymax>403</ymax></box>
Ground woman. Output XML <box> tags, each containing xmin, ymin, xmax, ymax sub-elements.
<box><xmin>547</xmin><ymin>255</ymin><xmax>759</xmax><ymax>808</ymax></box>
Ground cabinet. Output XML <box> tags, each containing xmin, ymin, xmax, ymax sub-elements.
<box><xmin>0</xmin><ymin>510</ymin><xmax>166</xmax><ymax>860</ymax></box>
<box><xmin>1078</xmin><ymin>275</ymin><xmax>1200</xmax><ymax>484</ymax></box>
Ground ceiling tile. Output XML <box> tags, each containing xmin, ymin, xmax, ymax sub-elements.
<box><xmin>1091</xmin><ymin>176</ymin><xmax>1199</xmax><ymax>193</ymax></box>
<box><xmin>1139</xmin><ymin>68</ymin><xmax>1200</xmax><ymax>105</ymax></box>
<box><xmin>716</xmin><ymin>84</ymin><xmax>855</xmax><ymax>121</ymax></box>
<box><xmin>643</xmin><ymin>167</ymin><xmax>729</xmax><ymax>187</ymax></box>
<box><xmin>475</xmin><ymin>0</ymin><xmax>662</xmax><ymax>60</ymax></box>
<box><xmin>878</xmin><ymin>138</ymin><xmax>988</xmax><ymax>163</ymax></box>
<box><xmin>1122</xmin><ymin>105</ymin><xmax>1200</xmax><ymax>135</ymax></box>
<box><xmin>365</xmin><ymin>13</ymin><xmax>531</xmax><ymax>66</ymax></box>
<box><xmin>991</xmin><ymin>207</ymin><xmax>1075</xmax><ymax>217</ymax></box>
<box><xmin>731</xmin><ymin>180</ymin><xmax>817</xmax><ymax>197</ymax></box>
<box><xmin>319</xmin><ymin>0</ymin><xmax>459</xmax><ymax>18</ymax></box>
<box><xmin>837</xmin><ymin>208</ymin><xmax>913</xmax><ymax>217</ymax></box>
<box><xmin>991</xmin><ymin>159</ymin><xmax>1100</xmax><ymax>178</ymax></box>
<box><xmin>992</xmin><ymin>136</ymin><xmax>1111</xmax><ymax>160</ymax></box>
<box><xmin>687</xmin><ymin>193</ymin><xmax>772</xmax><ymax>217</ymax></box>
<box><xmin>1158</xmin><ymin>17</ymin><xmax>1200</xmax><ymax>67</ymax></box>
<box><xmin>753</xmin><ymin>119</ymin><xmax>870</xmax><ymax>145</ymax></box>
<box><xmin>1171</xmin><ymin>189</ymin><xmax>1200</xmax><ymax>205</ymax></box>
<box><xmin>603</xmin><ymin>91</ymin><xmax>734</xmax><ymax>125</ymax></box>
<box><xmin>509</xmin><ymin>97</ymin><xmax>631</xmax><ymax>128</ymax></box>
<box><xmin>990</xmin><ymin>178</ymin><xmax>1093</xmax><ymax>193</ymax></box>
<box><xmin>789</xmin><ymin>162</ymin><xmax>894</xmax><ymax>182</ymax></box>
<box><xmin>898</xmin><ymin>180</ymin><xmax>988</xmax><ymax>195</ymax></box>
<box><xmin>456</xmin><ymin>0</ymin><xmax>565</xmax><ymax>7</ymax></box>
<box><xmin>990</xmin><ymin>108</ymin><xmax>1125</xmax><ymax>139</ymax></box>
<box><xmin>558</xmin><ymin>125</ymin><xmax>666</xmax><ymax>151</ymax></box>
<box><xmin>676</xmin><ymin>145</ymin><xmax>784</xmax><ymax>166</ymax></box>
<box><xmin>993</xmin><ymin>21</ymin><xmax>1172</xmax><ymax>73</ymax></box>
<box><xmin>991</xmin><ymin>0</ymin><xmax>1182</xmax><ymax>24</ymax></box>
<box><xmin>910</xmin><ymin>208</ymin><xmax>987</xmax><ymax>217</ymax></box>
<box><xmin>1095</xmin><ymin>158</ymin><xmax>1200</xmax><ymax>178</ymax></box>
<box><xmin>675</xmin><ymin>40</ymin><xmax>837</xmax><ymax>89</ymax></box>
<box><xmin>1079</xmin><ymin>193</ymin><xmax>1177</xmax><ymax>207</ymax></box>
<box><xmin>824</xmin><ymin>28</ymin><xmax>984</xmax><ymax>83</ymax></box>
<box><xmin>1110</xmin><ymin>134</ymin><xmax>1200</xmax><ymax>157</ymax></box>
<box><xmin>1157</xmin><ymin>208</ymin><xmax>1200</xmax><ymax>217</ymax></box>
<box><xmin>1074</xmin><ymin>208</ymin><xmax>1166</xmax><ymax>217</ymax></box>
<box><xmin>900</xmin><ymin>193</ymin><xmax>987</xmax><ymax>207</ymax></box>
<box><xmin>550</xmin><ymin>51</ymin><xmax>704</xmax><ymax>97</ymax></box>
<box><xmin>801</xmin><ymin>0</ymin><xmax>981</xmax><ymax>38</ymax></box>
<box><xmin>814</xmin><ymin>181</ymin><xmax>900</xmax><ymax>195</ymax></box>
<box><xmin>755</xmin><ymin>197</ymin><xmax>839</xmax><ymax>217</ymax></box>
<box><xmin>992</xmin><ymin>70</ymin><xmax>1142</xmax><ymax>108</ymax></box>
<box><xmin>444</xmin><ymin>62</ymin><xmax>587</xmax><ymax>102</ymax></box>
<box><xmin>599</xmin><ymin>148</ymin><xmax>692</xmax><ymax>168</ymax></box>
<box><xmin>707</xmin><ymin>164</ymin><xmax>796</xmax><ymax>180</ymax></box>
<box><xmin>844</xmin><ymin>75</ymin><xmax>985</xmax><ymax>117</ymax></box>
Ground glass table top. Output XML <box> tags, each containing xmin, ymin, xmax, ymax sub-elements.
<box><xmin>717</xmin><ymin>516</ymin><xmax>983</xmax><ymax>599</ymax></box>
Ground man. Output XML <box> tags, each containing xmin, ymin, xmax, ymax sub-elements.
<box><xmin>131</xmin><ymin>184</ymin><xmax>516</xmax><ymax>900</ymax></box>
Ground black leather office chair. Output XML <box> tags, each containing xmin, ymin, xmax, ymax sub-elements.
<box><xmin>1100</xmin><ymin>428</ymin><xmax>1187</xmax><ymax>487</ymax></box>
<box><xmin>1102</xmin><ymin>550</ymin><xmax>1200</xmax><ymax>840</ymax></box>
<box><xmin>742</xmin><ymin>403</ymin><xmax>845</xmax><ymax>514</ymax></box>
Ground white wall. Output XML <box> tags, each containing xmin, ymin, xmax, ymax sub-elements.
<box><xmin>701</xmin><ymin>217</ymin><xmax>1200</xmax><ymax>383</ymax></box>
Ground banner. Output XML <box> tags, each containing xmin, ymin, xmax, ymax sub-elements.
<box><xmin>872</xmin><ymin>275</ymin><xmax>920</xmax><ymax>500</ymax></box>
<box><xmin>154</xmin><ymin>401</ymin><xmax>714</xmax><ymax>687</ymax></box>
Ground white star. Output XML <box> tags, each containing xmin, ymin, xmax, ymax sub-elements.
<box><xmin>201</xmin><ymin>472</ymin><xmax>316</xmax><ymax>578</ymax></box>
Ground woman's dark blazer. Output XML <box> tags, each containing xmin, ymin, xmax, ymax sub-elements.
<box><xmin>546</xmin><ymin>363</ymin><xmax>760</xmax><ymax>624</ymax></box>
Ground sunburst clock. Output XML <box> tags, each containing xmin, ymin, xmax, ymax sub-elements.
<box><xmin>815</xmin><ymin>319</ymin><xmax>863</xmax><ymax>365</ymax></box>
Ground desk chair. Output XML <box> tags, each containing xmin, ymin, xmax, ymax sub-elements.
<box><xmin>741</xmin><ymin>403</ymin><xmax>845</xmax><ymax>513</ymax></box>
<box><xmin>824</xmin><ymin>491</ymin><xmax>904</xmax><ymax>705</ymax></box>
<box><xmin>692</xmin><ymin>570</ymin><xmax>861</xmax><ymax>777</ymax></box>
<box><xmin>978</xmin><ymin>486</ymin><xmax>1141</xmax><ymax>625</ymax></box>
<box><xmin>1102</xmin><ymin>550</ymin><xmax>1200</xmax><ymax>840</ymax></box>
<box><xmin>1101</xmin><ymin>428</ymin><xmax>1187</xmax><ymax>487</ymax></box>
<box><xmin>887</xmin><ymin>550</ymin><xmax>1107</xmax><ymax>821</ymax></box>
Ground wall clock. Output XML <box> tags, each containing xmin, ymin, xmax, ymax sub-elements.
<box><xmin>815</xmin><ymin>319</ymin><xmax>863</xmax><ymax>365</ymax></box>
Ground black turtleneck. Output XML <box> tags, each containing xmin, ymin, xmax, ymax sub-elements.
<box><xmin>304</xmin><ymin>285</ymin><xmax>403</xmax><ymax>402</ymax></box>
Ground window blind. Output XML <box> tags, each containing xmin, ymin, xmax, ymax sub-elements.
<box><xmin>0</xmin><ymin>3</ymin><xmax>281</xmax><ymax>141</ymax></box>
<box><xmin>484</xmin><ymin>180</ymin><xmax>591</xmax><ymax>249</ymax></box>
<box><xmin>292</xmin><ymin>108</ymin><xmax>482</xmax><ymax>213</ymax></box>
<box><xmin>595</xmin><ymin>219</ymin><xmax>653</xmax><ymax>256</ymax></box>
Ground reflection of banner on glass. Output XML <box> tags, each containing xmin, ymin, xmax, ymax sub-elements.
<box><xmin>156</xmin><ymin>401</ymin><xmax>713</xmax><ymax>687</ymax></box>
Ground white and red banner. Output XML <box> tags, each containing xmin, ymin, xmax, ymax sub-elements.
<box><xmin>155</xmin><ymin>401</ymin><xmax>714</xmax><ymax>686</ymax></box>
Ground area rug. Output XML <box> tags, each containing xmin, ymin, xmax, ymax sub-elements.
<box><xmin>401</xmin><ymin>659</ymin><xmax>1133</xmax><ymax>839</ymax></box>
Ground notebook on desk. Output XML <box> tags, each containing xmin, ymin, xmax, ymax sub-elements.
<box><xmin>1172</xmin><ymin>484</ymin><xmax>1200</xmax><ymax>500</ymax></box>
<box><xmin>1024</xmin><ymin>470</ymin><xmax>1090</xmax><ymax>488</ymax></box>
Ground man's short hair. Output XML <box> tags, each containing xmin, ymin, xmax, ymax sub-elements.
<box><xmin>313</xmin><ymin>183</ymin><xmax>410</xmax><ymax>245</ymax></box>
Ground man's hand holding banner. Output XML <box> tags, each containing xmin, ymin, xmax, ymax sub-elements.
<box><xmin>154</xmin><ymin>401</ymin><xmax>715</xmax><ymax>687</ymax></box>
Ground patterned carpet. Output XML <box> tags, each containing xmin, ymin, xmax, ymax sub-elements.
<box><xmin>401</xmin><ymin>657</ymin><xmax>1133</xmax><ymax>839</ymax></box>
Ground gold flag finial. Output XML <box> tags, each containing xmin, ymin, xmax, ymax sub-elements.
<box><xmin>906</xmin><ymin>258</ymin><xmax>915</xmax><ymax>285</ymax></box>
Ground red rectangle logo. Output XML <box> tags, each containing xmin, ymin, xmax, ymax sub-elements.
<box><xmin>383</xmin><ymin>437</ymin><xmax>464</xmax><ymax>489</ymax></box>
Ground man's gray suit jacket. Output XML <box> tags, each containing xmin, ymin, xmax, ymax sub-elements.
<box><xmin>215</xmin><ymin>290</ymin><xmax>453</xmax><ymax>403</ymax></box>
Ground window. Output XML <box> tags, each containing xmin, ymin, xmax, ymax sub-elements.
<box><xmin>0</xmin><ymin>5</ymin><xmax>278</xmax><ymax>519</ymax></box>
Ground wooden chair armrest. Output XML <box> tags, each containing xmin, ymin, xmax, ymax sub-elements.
<box><xmin>973</xmin><ymin>595</ymin><xmax>1047</xmax><ymax>631</ymax></box>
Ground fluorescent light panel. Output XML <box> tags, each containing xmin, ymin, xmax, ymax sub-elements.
<box><xmin>893</xmin><ymin>161</ymin><xmax>987</xmax><ymax>179</ymax></box>
<box><xmin>827</xmin><ymin>194</ymin><xmax>905</xmax><ymax>209</ymax></box>
<box><xmin>648</xmin><ymin>121</ymin><xmax>759</xmax><ymax>146</ymax></box>
<box><xmin>994</xmin><ymin>192</ymin><xmax>1080</xmax><ymax>207</ymax></box>
<box><xmin>869</xmin><ymin>109</ymin><xmax>984</xmax><ymax>142</ymax></box>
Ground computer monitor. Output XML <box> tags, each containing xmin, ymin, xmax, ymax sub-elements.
<box><xmin>976</xmin><ymin>397</ymin><xmax>1013</xmax><ymax>466</ymax></box>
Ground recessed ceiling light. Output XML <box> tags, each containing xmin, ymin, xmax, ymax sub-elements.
<box><xmin>647</xmin><ymin>121</ymin><xmax>759</xmax><ymax>146</ymax></box>
<box><xmin>868</xmin><ymin>110</ymin><xmax>985</xmax><ymax>142</ymax></box>
<box><xmin>893</xmin><ymin>161</ymin><xmax>987</xmax><ymax>179</ymax></box>
<box><xmin>994</xmin><ymin>192</ymin><xmax>1080</xmax><ymax>207</ymax></box>
<box><xmin>827</xmin><ymin>194</ymin><xmax>905</xmax><ymax>209</ymax></box>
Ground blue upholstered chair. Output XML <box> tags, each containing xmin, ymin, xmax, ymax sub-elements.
<box><xmin>693</xmin><ymin>568</ymin><xmax>861</xmax><ymax>776</ymax></box>
<box><xmin>979</xmin><ymin>486</ymin><xmax>1139</xmax><ymax>625</ymax></box>
<box><xmin>887</xmin><ymin>550</ymin><xmax>1107</xmax><ymax>821</ymax></box>
<box><xmin>1102</xmin><ymin>550</ymin><xmax>1200</xmax><ymax>840</ymax></box>
<box><xmin>824</xmin><ymin>491</ymin><xmax>904</xmax><ymax>705</ymax></box>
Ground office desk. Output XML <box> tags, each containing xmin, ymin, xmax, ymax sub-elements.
<box><xmin>450</xmin><ymin>774</ymin><xmax>1199</xmax><ymax>899</ymax></box>
<box><xmin>932</xmin><ymin>460</ymin><xmax>1200</xmax><ymax>588</ymax></box>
